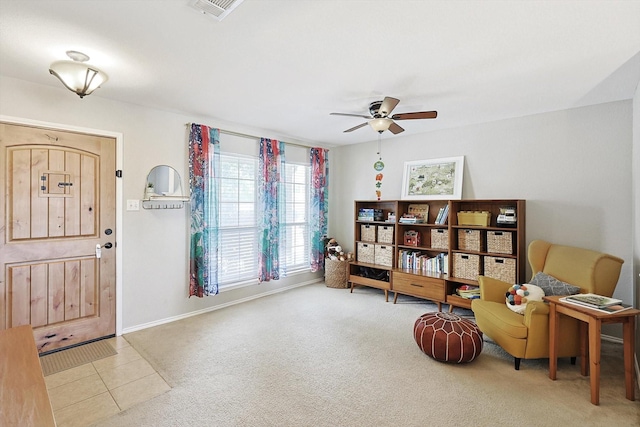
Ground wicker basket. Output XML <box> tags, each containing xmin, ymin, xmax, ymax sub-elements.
<box><xmin>377</xmin><ymin>225</ymin><xmax>394</xmax><ymax>244</ymax></box>
<box><xmin>357</xmin><ymin>242</ymin><xmax>375</xmax><ymax>264</ymax></box>
<box><xmin>430</xmin><ymin>229</ymin><xmax>448</xmax><ymax>249</ymax></box>
<box><xmin>484</xmin><ymin>256</ymin><xmax>516</xmax><ymax>283</ymax></box>
<box><xmin>458</xmin><ymin>229</ymin><xmax>481</xmax><ymax>252</ymax></box>
<box><xmin>453</xmin><ymin>253</ymin><xmax>480</xmax><ymax>281</ymax></box>
<box><xmin>487</xmin><ymin>231</ymin><xmax>513</xmax><ymax>254</ymax></box>
<box><xmin>325</xmin><ymin>259</ymin><xmax>349</xmax><ymax>288</ymax></box>
<box><xmin>374</xmin><ymin>244</ymin><xmax>393</xmax><ymax>267</ymax></box>
<box><xmin>361</xmin><ymin>224</ymin><xmax>376</xmax><ymax>242</ymax></box>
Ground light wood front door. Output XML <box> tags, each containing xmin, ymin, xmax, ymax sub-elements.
<box><xmin>0</xmin><ymin>122</ymin><xmax>116</xmax><ymax>353</ymax></box>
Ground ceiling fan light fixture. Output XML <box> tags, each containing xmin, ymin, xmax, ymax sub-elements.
<box><xmin>369</xmin><ymin>118</ymin><xmax>393</xmax><ymax>133</ymax></box>
<box><xmin>49</xmin><ymin>51</ymin><xmax>108</xmax><ymax>98</ymax></box>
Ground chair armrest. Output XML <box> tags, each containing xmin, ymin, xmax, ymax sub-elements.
<box><xmin>477</xmin><ymin>275</ymin><xmax>511</xmax><ymax>303</ymax></box>
<box><xmin>523</xmin><ymin>300</ymin><xmax>549</xmax><ymax>327</ymax></box>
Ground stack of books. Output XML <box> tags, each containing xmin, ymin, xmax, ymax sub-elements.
<box><xmin>456</xmin><ymin>285</ymin><xmax>480</xmax><ymax>299</ymax></box>
<box><xmin>560</xmin><ymin>293</ymin><xmax>632</xmax><ymax>314</ymax></box>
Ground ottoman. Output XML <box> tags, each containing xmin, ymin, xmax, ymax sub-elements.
<box><xmin>414</xmin><ymin>312</ymin><xmax>483</xmax><ymax>363</ymax></box>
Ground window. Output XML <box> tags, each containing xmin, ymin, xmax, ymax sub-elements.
<box><xmin>280</xmin><ymin>163</ymin><xmax>310</xmax><ymax>273</ymax></box>
<box><xmin>217</xmin><ymin>153</ymin><xmax>311</xmax><ymax>287</ymax></box>
<box><xmin>218</xmin><ymin>154</ymin><xmax>257</xmax><ymax>285</ymax></box>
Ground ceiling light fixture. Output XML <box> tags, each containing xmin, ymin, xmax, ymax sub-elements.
<box><xmin>369</xmin><ymin>118</ymin><xmax>393</xmax><ymax>133</ymax></box>
<box><xmin>49</xmin><ymin>51</ymin><xmax>108</xmax><ymax>98</ymax></box>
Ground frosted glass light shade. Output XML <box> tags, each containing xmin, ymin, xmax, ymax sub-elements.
<box><xmin>49</xmin><ymin>60</ymin><xmax>108</xmax><ymax>98</ymax></box>
<box><xmin>369</xmin><ymin>118</ymin><xmax>393</xmax><ymax>133</ymax></box>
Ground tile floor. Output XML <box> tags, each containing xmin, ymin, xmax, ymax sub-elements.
<box><xmin>44</xmin><ymin>336</ymin><xmax>171</xmax><ymax>427</ymax></box>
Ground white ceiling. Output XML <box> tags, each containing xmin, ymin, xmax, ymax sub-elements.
<box><xmin>1</xmin><ymin>1</ymin><xmax>639</xmax><ymax>146</ymax></box>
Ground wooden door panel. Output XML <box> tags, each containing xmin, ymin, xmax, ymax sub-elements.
<box><xmin>8</xmin><ymin>146</ymin><xmax>99</xmax><ymax>241</ymax></box>
<box><xmin>6</xmin><ymin>258</ymin><xmax>99</xmax><ymax>328</ymax></box>
<box><xmin>31</xmin><ymin>149</ymin><xmax>49</xmax><ymax>238</ymax></box>
<box><xmin>30</xmin><ymin>264</ymin><xmax>48</xmax><ymax>328</ymax></box>
<box><xmin>48</xmin><ymin>262</ymin><xmax>65</xmax><ymax>325</ymax></box>
<box><xmin>1</xmin><ymin>122</ymin><xmax>115</xmax><ymax>352</ymax></box>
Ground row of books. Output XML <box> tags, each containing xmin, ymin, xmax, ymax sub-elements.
<box><xmin>434</xmin><ymin>205</ymin><xmax>449</xmax><ymax>225</ymax></box>
<box><xmin>398</xmin><ymin>251</ymin><xmax>448</xmax><ymax>274</ymax></box>
<box><xmin>560</xmin><ymin>293</ymin><xmax>632</xmax><ymax>314</ymax></box>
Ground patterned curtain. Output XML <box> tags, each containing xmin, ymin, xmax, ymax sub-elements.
<box><xmin>309</xmin><ymin>148</ymin><xmax>329</xmax><ymax>272</ymax></box>
<box><xmin>258</xmin><ymin>138</ymin><xmax>285</xmax><ymax>282</ymax></box>
<box><xmin>188</xmin><ymin>123</ymin><xmax>220</xmax><ymax>297</ymax></box>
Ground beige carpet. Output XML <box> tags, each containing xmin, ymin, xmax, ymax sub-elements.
<box><xmin>40</xmin><ymin>339</ymin><xmax>117</xmax><ymax>376</ymax></box>
<box><xmin>97</xmin><ymin>283</ymin><xmax>639</xmax><ymax>427</ymax></box>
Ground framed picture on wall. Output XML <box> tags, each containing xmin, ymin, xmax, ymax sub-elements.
<box><xmin>401</xmin><ymin>156</ymin><xmax>465</xmax><ymax>200</ymax></box>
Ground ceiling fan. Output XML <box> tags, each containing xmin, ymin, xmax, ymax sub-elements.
<box><xmin>330</xmin><ymin>97</ymin><xmax>437</xmax><ymax>134</ymax></box>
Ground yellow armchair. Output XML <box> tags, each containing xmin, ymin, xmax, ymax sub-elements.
<box><xmin>471</xmin><ymin>240</ymin><xmax>624</xmax><ymax>370</ymax></box>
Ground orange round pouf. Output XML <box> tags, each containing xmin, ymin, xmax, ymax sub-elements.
<box><xmin>413</xmin><ymin>312</ymin><xmax>483</xmax><ymax>363</ymax></box>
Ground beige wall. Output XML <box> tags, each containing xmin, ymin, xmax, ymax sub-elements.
<box><xmin>0</xmin><ymin>77</ymin><xmax>324</xmax><ymax>332</ymax></box>
<box><xmin>331</xmin><ymin>100</ymin><xmax>634</xmax><ymax>316</ymax></box>
<box><xmin>633</xmin><ymin>80</ymin><xmax>639</xmax><ymax>358</ymax></box>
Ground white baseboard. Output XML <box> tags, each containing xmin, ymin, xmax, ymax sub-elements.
<box><xmin>121</xmin><ymin>279</ymin><xmax>321</xmax><ymax>335</ymax></box>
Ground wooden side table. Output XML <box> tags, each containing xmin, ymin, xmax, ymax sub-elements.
<box><xmin>544</xmin><ymin>295</ymin><xmax>640</xmax><ymax>405</ymax></box>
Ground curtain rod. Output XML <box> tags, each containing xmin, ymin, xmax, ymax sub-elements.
<box><xmin>186</xmin><ymin>123</ymin><xmax>324</xmax><ymax>150</ymax></box>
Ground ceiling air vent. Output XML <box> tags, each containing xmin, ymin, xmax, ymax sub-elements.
<box><xmin>189</xmin><ymin>0</ymin><xmax>244</xmax><ymax>21</ymax></box>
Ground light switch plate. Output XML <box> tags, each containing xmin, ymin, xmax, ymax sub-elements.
<box><xmin>126</xmin><ymin>199</ymin><xmax>140</xmax><ymax>211</ymax></box>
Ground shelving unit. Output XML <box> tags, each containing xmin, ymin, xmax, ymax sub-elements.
<box><xmin>348</xmin><ymin>199</ymin><xmax>526</xmax><ymax>311</ymax></box>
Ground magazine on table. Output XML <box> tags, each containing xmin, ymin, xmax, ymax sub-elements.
<box><xmin>560</xmin><ymin>297</ymin><xmax>632</xmax><ymax>314</ymax></box>
<box><xmin>562</xmin><ymin>293</ymin><xmax>622</xmax><ymax>308</ymax></box>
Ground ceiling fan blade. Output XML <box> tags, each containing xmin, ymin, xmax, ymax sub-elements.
<box><xmin>344</xmin><ymin>122</ymin><xmax>369</xmax><ymax>133</ymax></box>
<box><xmin>388</xmin><ymin>122</ymin><xmax>404</xmax><ymax>134</ymax></box>
<box><xmin>378</xmin><ymin>97</ymin><xmax>400</xmax><ymax>117</ymax></box>
<box><xmin>392</xmin><ymin>111</ymin><xmax>438</xmax><ymax>120</ymax></box>
<box><xmin>330</xmin><ymin>112</ymin><xmax>372</xmax><ymax>119</ymax></box>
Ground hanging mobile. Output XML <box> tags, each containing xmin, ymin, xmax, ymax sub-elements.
<box><xmin>374</xmin><ymin>134</ymin><xmax>384</xmax><ymax>200</ymax></box>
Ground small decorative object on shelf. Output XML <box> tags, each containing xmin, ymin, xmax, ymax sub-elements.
<box><xmin>497</xmin><ymin>207</ymin><xmax>517</xmax><ymax>227</ymax></box>
<box><xmin>145</xmin><ymin>182</ymin><xmax>155</xmax><ymax>198</ymax></box>
<box><xmin>404</xmin><ymin>230</ymin><xmax>421</xmax><ymax>246</ymax></box>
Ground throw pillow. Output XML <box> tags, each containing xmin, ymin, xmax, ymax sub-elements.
<box><xmin>530</xmin><ymin>272</ymin><xmax>580</xmax><ymax>296</ymax></box>
<box><xmin>505</xmin><ymin>284</ymin><xmax>545</xmax><ymax>315</ymax></box>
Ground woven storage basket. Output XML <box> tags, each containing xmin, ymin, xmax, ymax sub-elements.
<box><xmin>484</xmin><ymin>256</ymin><xmax>516</xmax><ymax>283</ymax></box>
<box><xmin>431</xmin><ymin>229</ymin><xmax>448</xmax><ymax>249</ymax></box>
<box><xmin>361</xmin><ymin>224</ymin><xmax>376</xmax><ymax>242</ymax></box>
<box><xmin>325</xmin><ymin>259</ymin><xmax>349</xmax><ymax>288</ymax></box>
<box><xmin>453</xmin><ymin>253</ymin><xmax>480</xmax><ymax>281</ymax></box>
<box><xmin>357</xmin><ymin>242</ymin><xmax>374</xmax><ymax>264</ymax></box>
<box><xmin>374</xmin><ymin>244</ymin><xmax>393</xmax><ymax>267</ymax></box>
<box><xmin>458</xmin><ymin>229</ymin><xmax>481</xmax><ymax>252</ymax></box>
<box><xmin>487</xmin><ymin>231</ymin><xmax>513</xmax><ymax>254</ymax></box>
<box><xmin>377</xmin><ymin>225</ymin><xmax>394</xmax><ymax>244</ymax></box>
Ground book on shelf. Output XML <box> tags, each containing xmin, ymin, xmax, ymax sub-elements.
<box><xmin>560</xmin><ymin>297</ymin><xmax>633</xmax><ymax>315</ymax></box>
<box><xmin>435</xmin><ymin>207</ymin><xmax>445</xmax><ymax>224</ymax></box>
<box><xmin>436</xmin><ymin>204</ymin><xmax>449</xmax><ymax>225</ymax></box>
<box><xmin>562</xmin><ymin>293</ymin><xmax>622</xmax><ymax>309</ymax></box>
<box><xmin>398</xmin><ymin>250</ymin><xmax>447</xmax><ymax>274</ymax></box>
